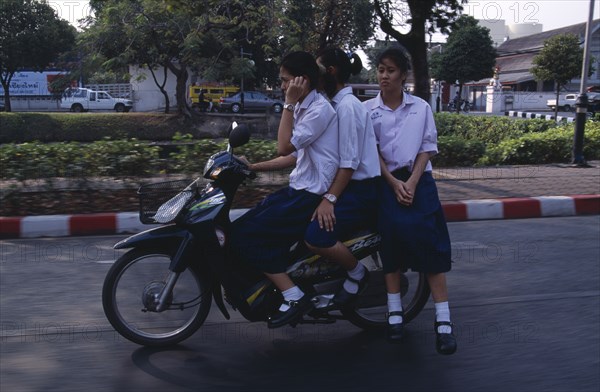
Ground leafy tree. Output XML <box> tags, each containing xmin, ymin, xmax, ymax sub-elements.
<box><xmin>0</xmin><ymin>0</ymin><xmax>76</xmax><ymax>111</ymax></box>
<box><xmin>84</xmin><ymin>0</ymin><xmax>280</xmax><ymax>116</ymax></box>
<box><xmin>531</xmin><ymin>33</ymin><xmax>584</xmax><ymax>120</ymax></box>
<box><xmin>430</xmin><ymin>15</ymin><xmax>496</xmax><ymax>112</ymax></box>
<box><xmin>282</xmin><ymin>0</ymin><xmax>376</xmax><ymax>53</ymax></box>
<box><xmin>374</xmin><ymin>0</ymin><xmax>465</xmax><ymax>101</ymax></box>
<box><xmin>192</xmin><ymin>0</ymin><xmax>375</xmax><ymax>88</ymax></box>
<box><xmin>82</xmin><ymin>0</ymin><xmax>375</xmax><ymax>117</ymax></box>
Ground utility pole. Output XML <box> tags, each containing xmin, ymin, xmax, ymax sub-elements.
<box><xmin>572</xmin><ymin>0</ymin><xmax>595</xmax><ymax>167</ymax></box>
<box><xmin>240</xmin><ymin>48</ymin><xmax>253</xmax><ymax>115</ymax></box>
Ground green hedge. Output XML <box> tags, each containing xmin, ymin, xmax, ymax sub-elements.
<box><xmin>481</xmin><ymin>122</ymin><xmax>600</xmax><ymax>165</ymax></box>
<box><xmin>1</xmin><ymin>112</ymin><xmax>599</xmax><ymax>181</ymax></box>
<box><xmin>434</xmin><ymin>113</ymin><xmax>555</xmax><ymax>143</ymax></box>
<box><xmin>0</xmin><ymin>112</ymin><xmax>194</xmax><ymax>143</ymax></box>
<box><xmin>0</xmin><ymin>135</ymin><xmax>281</xmax><ymax>180</ymax></box>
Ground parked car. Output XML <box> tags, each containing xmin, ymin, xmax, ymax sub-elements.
<box><xmin>547</xmin><ymin>92</ymin><xmax>600</xmax><ymax>112</ymax></box>
<box><xmin>218</xmin><ymin>91</ymin><xmax>283</xmax><ymax>113</ymax></box>
<box><xmin>189</xmin><ymin>85</ymin><xmax>238</xmax><ymax>110</ymax></box>
<box><xmin>546</xmin><ymin>93</ymin><xmax>578</xmax><ymax>111</ymax></box>
<box><xmin>60</xmin><ymin>87</ymin><xmax>133</xmax><ymax>112</ymax></box>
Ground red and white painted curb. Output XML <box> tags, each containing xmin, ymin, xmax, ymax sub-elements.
<box><xmin>1</xmin><ymin>195</ymin><xmax>598</xmax><ymax>239</ymax></box>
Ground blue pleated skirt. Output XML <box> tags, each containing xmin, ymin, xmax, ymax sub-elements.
<box><xmin>377</xmin><ymin>170</ymin><xmax>452</xmax><ymax>274</ymax></box>
<box><xmin>304</xmin><ymin>177</ymin><xmax>379</xmax><ymax>248</ymax></box>
<box><xmin>230</xmin><ymin>187</ymin><xmax>322</xmax><ymax>273</ymax></box>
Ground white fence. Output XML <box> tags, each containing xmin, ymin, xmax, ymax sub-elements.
<box><xmin>2</xmin><ymin>83</ymin><xmax>133</xmax><ymax>111</ymax></box>
<box><xmin>467</xmin><ymin>91</ymin><xmax>569</xmax><ymax>112</ymax></box>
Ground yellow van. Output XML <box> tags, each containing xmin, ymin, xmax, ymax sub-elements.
<box><xmin>189</xmin><ymin>84</ymin><xmax>239</xmax><ymax>111</ymax></box>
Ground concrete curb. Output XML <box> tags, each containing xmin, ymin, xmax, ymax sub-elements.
<box><xmin>1</xmin><ymin>195</ymin><xmax>598</xmax><ymax>239</ymax></box>
<box><xmin>504</xmin><ymin>110</ymin><xmax>575</xmax><ymax>122</ymax></box>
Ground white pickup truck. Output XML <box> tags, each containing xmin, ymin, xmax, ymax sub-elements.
<box><xmin>546</xmin><ymin>93</ymin><xmax>578</xmax><ymax>112</ymax></box>
<box><xmin>60</xmin><ymin>88</ymin><xmax>133</xmax><ymax>112</ymax></box>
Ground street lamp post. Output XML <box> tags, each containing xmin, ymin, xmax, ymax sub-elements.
<box><xmin>240</xmin><ymin>48</ymin><xmax>253</xmax><ymax>114</ymax></box>
<box><xmin>572</xmin><ymin>0</ymin><xmax>595</xmax><ymax>167</ymax></box>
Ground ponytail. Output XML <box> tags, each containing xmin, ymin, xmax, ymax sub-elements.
<box><xmin>317</xmin><ymin>47</ymin><xmax>362</xmax><ymax>83</ymax></box>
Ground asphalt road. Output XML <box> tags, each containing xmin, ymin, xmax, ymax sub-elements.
<box><xmin>1</xmin><ymin>216</ymin><xmax>599</xmax><ymax>392</ymax></box>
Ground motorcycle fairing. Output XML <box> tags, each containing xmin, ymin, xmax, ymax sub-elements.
<box><xmin>113</xmin><ymin>224</ymin><xmax>189</xmax><ymax>250</ymax></box>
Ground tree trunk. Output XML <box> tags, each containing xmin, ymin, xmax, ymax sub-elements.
<box><xmin>410</xmin><ymin>37</ymin><xmax>431</xmax><ymax>102</ymax></box>
<box><xmin>375</xmin><ymin>0</ymin><xmax>431</xmax><ymax>102</ymax></box>
<box><xmin>167</xmin><ymin>61</ymin><xmax>191</xmax><ymax>118</ymax></box>
<box><xmin>554</xmin><ymin>85</ymin><xmax>560</xmax><ymax>122</ymax></box>
<box><xmin>1</xmin><ymin>76</ymin><xmax>13</xmax><ymax>112</ymax></box>
<box><xmin>148</xmin><ymin>64</ymin><xmax>170</xmax><ymax>114</ymax></box>
<box><xmin>456</xmin><ymin>84</ymin><xmax>463</xmax><ymax>113</ymax></box>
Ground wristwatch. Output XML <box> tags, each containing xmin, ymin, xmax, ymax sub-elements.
<box><xmin>283</xmin><ymin>103</ymin><xmax>295</xmax><ymax>112</ymax></box>
<box><xmin>323</xmin><ymin>193</ymin><xmax>337</xmax><ymax>204</ymax></box>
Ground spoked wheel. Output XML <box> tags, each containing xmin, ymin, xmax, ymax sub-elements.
<box><xmin>341</xmin><ymin>251</ymin><xmax>430</xmax><ymax>329</ymax></box>
<box><xmin>102</xmin><ymin>248</ymin><xmax>212</xmax><ymax>346</ymax></box>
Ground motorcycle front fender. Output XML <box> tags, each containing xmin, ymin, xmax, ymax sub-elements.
<box><xmin>113</xmin><ymin>224</ymin><xmax>189</xmax><ymax>250</ymax></box>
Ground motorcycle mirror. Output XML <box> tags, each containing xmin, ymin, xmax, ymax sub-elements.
<box><xmin>228</xmin><ymin>123</ymin><xmax>250</xmax><ymax>148</ymax></box>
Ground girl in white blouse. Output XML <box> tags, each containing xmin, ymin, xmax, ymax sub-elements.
<box><xmin>364</xmin><ymin>46</ymin><xmax>457</xmax><ymax>355</ymax></box>
<box><xmin>232</xmin><ymin>51</ymin><xmax>339</xmax><ymax>329</ymax></box>
<box><xmin>304</xmin><ymin>47</ymin><xmax>380</xmax><ymax>307</ymax></box>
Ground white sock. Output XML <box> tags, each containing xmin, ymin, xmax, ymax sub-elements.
<box><xmin>435</xmin><ymin>301</ymin><xmax>452</xmax><ymax>333</ymax></box>
<box><xmin>387</xmin><ymin>293</ymin><xmax>403</xmax><ymax>324</ymax></box>
<box><xmin>279</xmin><ymin>286</ymin><xmax>304</xmax><ymax>312</ymax></box>
<box><xmin>343</xmin><ymin>263</ymin><xmax>366</xmax><ymax>294</ymax></box>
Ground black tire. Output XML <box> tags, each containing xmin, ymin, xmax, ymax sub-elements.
<box><xmin>102</xmin><ymin>247</ymin><xmax>212</xmax><ymax>346</ymax></box>
<box><xmin>341</xmin><ymin>251</ymin><xmax>430</xmax><ymax>329</ymax></box>
<box><xmin>115</xmin><ymin>103</ymin><xmax>125</xmax><ymax>112</ymax></box>
<box><xmin>231</xmin><ymin>103</ymin><xmax>241</xmax><ymax>113</ymax></box>
<box><xmin>71</xmin><ymin>104</ymin><xmax>83</xmax><ymax>112</ymax></box>
<box><xmin>273</xmin><ymin>103</ymin><xmax>283</xmax><ymax>113</ymax></box>
<box><xmin>563</xmin><ymin>105</ymin><xmax>571</xmax><ymax>112</ymax></box>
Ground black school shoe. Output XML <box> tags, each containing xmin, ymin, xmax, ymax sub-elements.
<box><xmin>386</xmin><ymin>311</ymin><xmax>405</xmax><ymax>343</ymax></box>
<box><xmin>267</xmin><ymin>296</ymin><xmax>314</xmax><ymax>329</ymax></box>
<box><xmin>332</xmin><ymin>271</ymin><xmax>370</xmax><ymax>307</ymax></box>
<box><xmin>434</xmin><ymin>321</ymin><xmax>457</xmax><ymax>355</ymax></box>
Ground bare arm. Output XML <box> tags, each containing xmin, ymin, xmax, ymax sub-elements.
<box><xmin>277</xmin><ymin>77</ymin><xmax>309</xmax><ymax>156</ymax></box>
<box><xmin>242</xmin><ymin>154</ymin><xmax>297</xmax><ymax>172</ymax></box>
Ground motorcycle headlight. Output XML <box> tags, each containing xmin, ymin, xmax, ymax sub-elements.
<box><xmin>152</xmin><ymin>190</ymin><xmax>194</xmax><ymax>223</ymax></box>
<box><xmin>203</xmin><ymin>157</ymin><xmax>215</xmax><ymax>177</ymax></box>
<box><xmin>203</xmin><ymin>160</ymin><xmax>225</xmax><ymax>180</ymax></box>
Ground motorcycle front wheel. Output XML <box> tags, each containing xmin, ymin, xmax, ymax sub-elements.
<box><xmin>102</xmin><ymin>247</ymin><xmax>212</xmax><ymax>346</ymax></box>
<box><xmin>341</xmin><ymin>251</ymin><xmax>430</xmax><ymax>329</ymax></box>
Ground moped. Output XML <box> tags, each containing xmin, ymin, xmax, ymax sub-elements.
<box><xmin>448</xmin><ymin>98</ymin><xmax>471</xmax><ymax>113</ymax></box>
<box><xmin>102</xmin><ymin>122</ymin><xmax>430</xmax><ymax>346</ymax></box>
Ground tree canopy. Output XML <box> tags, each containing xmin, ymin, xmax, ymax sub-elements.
<box><xmin>0</xmin><ymin>0</ymin><xmax>76</xmax><ymax>111</ymax></box>
<box><xmin>531</xmin><ymin>33</ymin><xmax>584</xmax><ymax>119</ymax></box>
<box><xmin>374</xmin><ymin>0</ymin><xmax>466</xmax><ymax>101</ymax></box>
<box><xmin>79</xmin><ymin>0</ymin><xmax>377</xmax><ymax>117</ymax></box>
<box><xmin>430</xmin><ymin>15</ymin><xmax>496</xmax><ymax>111</ymax></box>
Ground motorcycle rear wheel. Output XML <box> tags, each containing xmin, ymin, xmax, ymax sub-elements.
<box><xmin>341</xmin><ymin>251</ymin><xmax>430</xmax><ymax>329</ymax></box>
<box><xmin>102</xmin><ymin>247</ymin><xmax>212</xmax><ymax>346</ymax></box>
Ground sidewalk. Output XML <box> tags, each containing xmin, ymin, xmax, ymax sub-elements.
<box><xmin>1</xmin><ymin>161</ymin><xmax>599</xmax><ymax>239</ymax></box>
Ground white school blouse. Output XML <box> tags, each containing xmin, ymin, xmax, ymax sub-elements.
<box><xmin>331</xmin><ymin>86</ymin><xmax>380</xmax><ymax>180</ymax></box>
<box><xmin>364</xmin><ymin>92</ymin><xmax>438</xmax><ymax>173</ymax></box>
<box><xmin>289</xmin><ymin>89</ymin><xmax>339</xmax><ymax>195</ymax></box>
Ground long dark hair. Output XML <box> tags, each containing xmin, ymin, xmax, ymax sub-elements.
<box><xmin>280</xmin><ymin>51</ymin><xmax>320</xmax><ymax>90</ymax></box>
<box><xmin>316</xmin><ymin>47</ymin><xmax>363</xmax><ymax>83</ymax></box>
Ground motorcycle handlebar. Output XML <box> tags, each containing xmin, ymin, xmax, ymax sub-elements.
<box><xmin>230</xmin><ymin>155</ymin><xmax>257</xmax><ymax>180</ymax></box>
<box><xmin>243</xmin><ymin>169</ymin><xmax>257</xmax><ymax>180</ymax></box>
